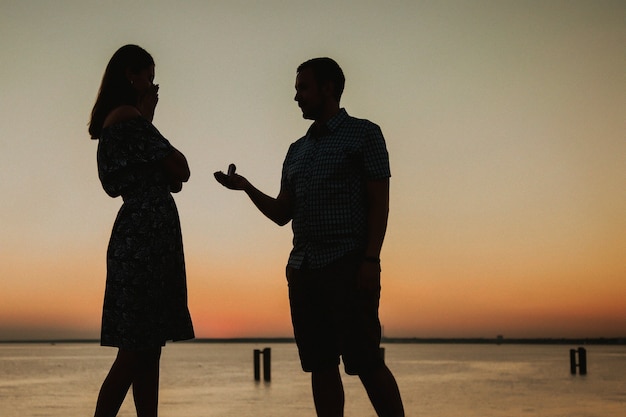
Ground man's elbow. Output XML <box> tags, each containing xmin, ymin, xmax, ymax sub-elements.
<box><xmin>275</xmin><ymin>218</ymin><xmax>290</xmax><ymax>227</ymax></box>
<box><xmin>272</xmin><ymin>211</ymin><xmax>291</xmax><ymax>226</ymax></box>
<box><xmin>272</xmin><ymin>195</ymin><xmax>292</xmax><ymax>226</ymax></box>
<box><xmin>273</xmin><ymin>210</ymin><xmax>292</xmax><ymax>226</ymax></box>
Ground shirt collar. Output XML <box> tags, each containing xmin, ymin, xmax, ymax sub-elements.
<box><xmin>306</xmin><ymin>108</ymin><xmax>348</xmax><ymax>139</ymax></box>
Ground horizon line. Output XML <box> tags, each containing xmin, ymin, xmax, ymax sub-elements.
<box><xmin>1</xmin><ymin>336</ymin><xmax>625</xmax><ymax>345</ymax></box>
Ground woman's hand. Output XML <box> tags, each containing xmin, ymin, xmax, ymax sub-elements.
<box><xmin>138</xmin><ymin>84</ymin><xmax>159</xmax><ymax>121</ymax></box>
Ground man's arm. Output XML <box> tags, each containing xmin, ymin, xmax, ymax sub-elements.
<box><xmin>214</xmin><ymin>170</ymin><xmax>293</xmax><ymax>226</ymax></box>
<box><xmin>357</xmin><ymin>178</ymin><xmax>389</xmax><ymax>290</ymax></box>
<box><xmin>364</xmin><ymin>178</ymin><xmax>390</xmax><ymax>259</ymax></box>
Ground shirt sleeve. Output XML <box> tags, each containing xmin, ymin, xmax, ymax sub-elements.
<box><xmin>101</xmin><ymin>117</ymin><xmax>173</xmax><ymax>166</ymax></box>
<box><xmin>362</xmin><ymin>122</ymin><xmax>391</xmax><ymax>180</ymax></box>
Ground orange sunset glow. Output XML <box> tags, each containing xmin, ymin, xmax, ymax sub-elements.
<box><xmin>1</xmin><ymin>1</ymin><xmax>624</xmax><ymax>341</ymax></box>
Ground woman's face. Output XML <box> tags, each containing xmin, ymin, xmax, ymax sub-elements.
<box><xmin>128</xmin><ymin>65</ymin><xmax>155</xmax><ymax>95</ymax></box>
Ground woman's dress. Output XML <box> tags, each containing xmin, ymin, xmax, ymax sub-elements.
<box><xmin>97</xmin><ymin>117</ymin><xmax>194</xmax><ymax>349</ymax></box>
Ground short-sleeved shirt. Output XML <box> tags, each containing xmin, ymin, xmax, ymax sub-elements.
<box><xmin>281</xmin><ymin>108</ymin><xmax>391</xmax><ymax>269</ymax></box>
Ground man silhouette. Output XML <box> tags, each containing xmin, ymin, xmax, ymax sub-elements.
<box><xmin>215</xmin><ymin>57</ymin><xmax>404</xmax><ymax>417</ymax></box>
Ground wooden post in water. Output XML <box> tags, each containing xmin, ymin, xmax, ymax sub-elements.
<box><xmin>253</xmin><ymin>348</ymin><xmax>272</xmax><ymax>382</ymax></box>
<box><xmin>263</xmin><ymin>347</ymin><xmax>271</xmax><ymax>382</ymax></box>
<box><xmin>569</xmin><ymin>349</ymin><xmax>577</xmax><ymax>374</ymax></box>
<box><xmin>253</xmin><ymin>349</ymin><xmax>261</xmax><ymax>381</ymax></box>
<box><xmin>578</xmin><ymin>347</ymin><xmax>587</xmax><ymax>375</ymax></box>
<box><xmin>570</xmin><ymin>347</ymin><xmax>587</xmax><ymax>375</ymax></box>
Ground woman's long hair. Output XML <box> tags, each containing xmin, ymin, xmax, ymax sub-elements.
<box><xmin>88</xmin><ymin>45</ymin><xmax>154</xmax><ymax>139</ymax></box>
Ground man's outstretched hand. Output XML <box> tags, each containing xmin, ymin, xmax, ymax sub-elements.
<box><xmin>214</xmin><ymin>164</ymin><xmax>248</xmax><ymax>191</ymax></box>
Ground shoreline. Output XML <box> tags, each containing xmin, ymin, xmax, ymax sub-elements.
<box><xmin>1</xmin><ymin>337</ymin><xmax>624</xmax><ymax>345</ymax></box>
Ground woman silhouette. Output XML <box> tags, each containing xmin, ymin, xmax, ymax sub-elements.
<box><xmin>88</xmin><ymin>44</ymin><xmax>194</xmax><ymax>417</ymax></box>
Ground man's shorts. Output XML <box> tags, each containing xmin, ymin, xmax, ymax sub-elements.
<box><xmin>286</xmin><ymin>251</ymin><xmax>384</xmax><ymax>375</ymax></box>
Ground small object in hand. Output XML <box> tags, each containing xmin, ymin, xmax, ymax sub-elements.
<box><xmin>227</xmin><ymin>163</ymin><xmax>236</xmax><ymax>176</ymax></box>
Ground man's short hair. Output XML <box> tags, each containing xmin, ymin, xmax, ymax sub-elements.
<box><xmin>297</xmin><ymin>57</ymin><xmax>345</xmax><ymax>102</ymax></box>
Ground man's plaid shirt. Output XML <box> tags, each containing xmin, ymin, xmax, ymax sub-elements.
<box><xmin>281</xmin><ymin>108</ymin><xmax>391</xmax><ymax>269</ymax></box>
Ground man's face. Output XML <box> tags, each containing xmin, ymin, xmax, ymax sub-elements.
<box><xmin>294</xmin><ymin>68</ymin><xmax>324</xmax><ymax>120</ymax></box>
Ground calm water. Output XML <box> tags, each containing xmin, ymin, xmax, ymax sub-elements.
<box><xmin>0</xmin><ymin>342</ymin><xmax>624</xmax><ymax>416</ymax></box>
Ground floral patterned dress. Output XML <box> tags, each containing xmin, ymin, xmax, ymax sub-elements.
<box><xmin>97</xmin><ymin>117</ymin><xmax>194</xmax><ymax>349</ymax></box>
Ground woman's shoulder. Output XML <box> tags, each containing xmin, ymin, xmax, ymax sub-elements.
<box><xmin>102</xmin><ymin>105</ymin><xmax>143</xmax><ymax>130</ymax></box>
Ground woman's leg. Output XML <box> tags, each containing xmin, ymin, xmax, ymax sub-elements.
<box><xmin>94</xmin><ymin>347</ymin><xmax>162</xmax><ymax>417</ymax></box>
<box><xmin>132</xmin><ymin>347</ymin><xmax>162</xmax><ymax>417</ymax></box>
<box><xmin>94</xmin><ymin>349</ymin><xmax>136</xmax><ymax>417</ymax></box>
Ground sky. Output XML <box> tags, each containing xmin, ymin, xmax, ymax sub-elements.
<box><xmin>0</xmin><ymin>0</ymin><xmax>624</xmax><ymax>341</ymax></box>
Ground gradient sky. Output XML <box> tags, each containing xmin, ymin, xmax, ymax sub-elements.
<box><xmin>1</xmin><ymin>0</ymin><xmax>624</xmax><ymax>340</ymax></box>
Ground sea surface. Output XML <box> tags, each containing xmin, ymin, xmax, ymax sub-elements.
<box><xmin>0</xmin><ymin>342</ymin><xmax>624</xmax><ymax>416</ymax></box>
